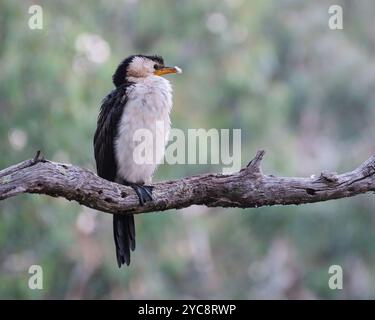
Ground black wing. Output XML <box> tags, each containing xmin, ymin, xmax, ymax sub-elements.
<box><xmin>93</xmin><ymin>83</ymin><xmax>136</xmax><ymax>267</ymax></box>
<box><xmin>93</xmin><ymin>84</ymin><xmax>130</xmax><ymax>181</ymax></box>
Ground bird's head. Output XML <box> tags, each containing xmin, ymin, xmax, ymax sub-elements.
<box><xmin>113</xmin><ymin>54</ymin><xmax>182</xmax><ymax>87</ymax></box>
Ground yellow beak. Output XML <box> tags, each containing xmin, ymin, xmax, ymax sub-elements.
<box><xmin>154</xmin><ymin>66</ymin><xmax>182</xmax><ymax>76</ymax></box>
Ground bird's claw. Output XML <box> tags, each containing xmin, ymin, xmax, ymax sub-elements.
<box><xmin>131</xmin><ymin>185</ymin><xmax>154</xmax><ymax>206</ymax></box>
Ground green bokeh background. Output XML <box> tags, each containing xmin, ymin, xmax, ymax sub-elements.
<box><xmin>0</xmin><ymin>0</ymin><xmax>374</xmax><ymax>299</ymax></box>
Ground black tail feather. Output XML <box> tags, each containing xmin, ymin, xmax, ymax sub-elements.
<box><xmin>112</xmin><ymin>179</ymin><xmax>153</xmax><ymax>267</ymax></box>
<box><xmin>113</xmin><ymin>214</ymin><xmax>135</xmax><ymax>267</ymax></box>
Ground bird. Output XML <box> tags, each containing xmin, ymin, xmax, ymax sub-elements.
<box><xmin>93</xmin><ymin>54</ymin><xmax>181</xmax><ymax>267</ymax></box>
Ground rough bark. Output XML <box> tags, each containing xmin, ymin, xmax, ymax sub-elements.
<box><xmin>0</xmin><ymin>150</ymin><xmax>374</xmax><ymax>215</ymax></box>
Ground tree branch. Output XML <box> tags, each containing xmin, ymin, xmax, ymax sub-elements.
<box><xmin>0</xmin><ymin>150</ymin><xmax>374</xmax><ymax>215</ymax></box>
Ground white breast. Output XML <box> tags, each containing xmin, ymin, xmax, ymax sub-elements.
<box><xmin>114</xmin><ymin>76</ymin><xmax>173</xmax><ymax>184</ymax></box>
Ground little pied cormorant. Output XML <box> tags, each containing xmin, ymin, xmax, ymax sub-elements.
<box><xmin>94</xmin><ymin>55</ymin><xmax>181</xmax><ymax>267</ymax></box>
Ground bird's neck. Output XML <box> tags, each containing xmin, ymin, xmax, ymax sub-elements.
<box><xmin>125</xmin><ymin>75</ymin><xmax>173</xmax><ymax>115</ymax></box>
<box><xmin>126</xmin><ymin>75</ymin><xmax>171</xmax><ymax>89</ymax></box>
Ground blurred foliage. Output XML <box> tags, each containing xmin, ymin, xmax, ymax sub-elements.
<box><xmin>0</xmin><ymin>0</ymin><xmax>374</xmax><ymax>299</ymax></box>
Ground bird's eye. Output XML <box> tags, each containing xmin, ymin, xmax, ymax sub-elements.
<box><xmin>154</xmin><ymin>64</ymin><xmax>160</xmax><ymax>70</ymax></box>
